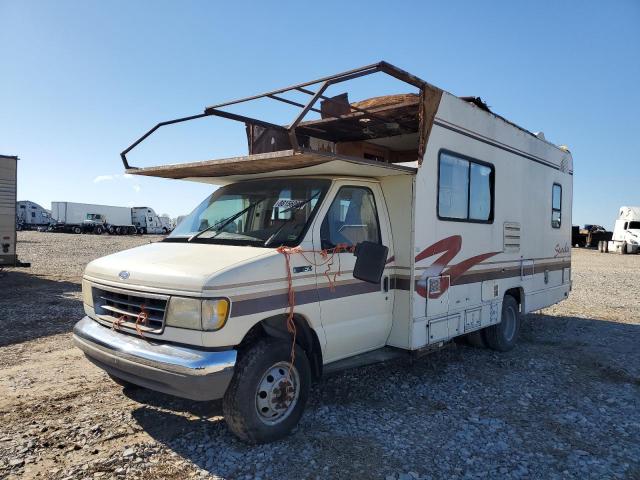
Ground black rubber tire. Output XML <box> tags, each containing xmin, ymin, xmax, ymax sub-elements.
<box><xmin>141</xmin><ymin>227</ymin><xmax>147</xmax><ymax>235</ymax></box>
<box><xmin>465</xmin><ymin>329</ymin><xmax>487</xmax><ymax>348</ymax></box>
<box><xmin>604</xmin><ymin>241</ymin><xmax>609</xmax><ymax>253</ymax></box>
<box><xmin>621</xmin><ymin>242</ymin><xmax>627</xmax><ymax>255</ymax></box>
<box><xmin>95</xmin><ymin>226</ymin><xmax>103</xmax><ymax>235</ymax></box>
<box><xmin>223</xmin><ymin>338</ymin><xmax>310</xmax><ymax>444</ymax></box>
<box><xmin>73</xmin><ymin>226</ymin><xmax>81</xmax><ymax>234</ymax></box>
<box><xmin>483</xmin><ymin>295</ymin><xmax>521</xmax><ymax>352</ymax></box>
<box><xmin>598</xmin><ymin>241</ymin><xmax>603</xmax><ymax>253</ymax></box>
<box><xmin>162</xmin><ymin>227</ymin><xmax>168</xmax><ymax>234</ymax></box>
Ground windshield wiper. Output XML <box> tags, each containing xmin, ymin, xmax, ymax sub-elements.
<box><xmin>263</xmin><ymin>192</ymin><xmax>321</xmax><ymax>247</ymax></box>
<box><xmin>188</xmin><ymin>198</ymin><xmax>265</xmax><ymax>242</ymax></box>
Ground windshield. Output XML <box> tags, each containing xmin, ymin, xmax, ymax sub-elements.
<box><xmin>167</xmin><ymin>178</ymin><xmax>331</xmax><ymax>247</ymax></box>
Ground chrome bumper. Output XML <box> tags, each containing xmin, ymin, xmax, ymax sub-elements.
<box><xmin>73</xmin><ymin>316</ymin><xmax>236</xmax><ymax>401</ymax></box>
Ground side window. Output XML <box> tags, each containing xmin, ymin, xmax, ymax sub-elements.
<box><xmin>320</xmin><ymin>186</ymin><xmax>381</xmax><ymax>248</ymax></box>
<box><xmin>552</xmin><ymin>183</ymin><xmax>562</xmax><ymax>228</ymax></box>
<box><xmin>438</xmin><ymin>151</ymin><xmax>494</xmax><ymax>222</ymax></box>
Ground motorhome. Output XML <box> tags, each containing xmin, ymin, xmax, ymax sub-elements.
<box><xmin>16</xmin><ymin>200</ymin><xmax>51</xmax><ymax>230</ymax></box>
<box><xmin>72</xmin><ymin>62</ymin><xmax>573</xmax><ymax>443</ymax></box>
<box><xmin>601</xmin><ymin>206</ymin><xmax>640</xmax><ymax>254</ymax></box>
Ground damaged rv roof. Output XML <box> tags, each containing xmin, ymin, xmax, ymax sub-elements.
<box><xmin>122</xmin><ymin>61</ymin><xmax>561</xmax><ymax>182</ymax></box>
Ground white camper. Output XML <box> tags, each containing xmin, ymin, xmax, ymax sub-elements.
<box><xmin>51</xmin><ymin>201</ymin><xmax>136</xmax><ymax>234</ymax></box>
<box><xmin>605</xmin><ymin>206</ymin><xmax>640</xmax><ymax>254</ymax></box>
<box><xmin>73</xmin><ymin>63</ymin><xmax>573</xmax><ymax>443</ymax></box>
<box><xmin>16</xmin><ymin>200</ymin><xmax>51</xmax><ymax>230</ymax></box>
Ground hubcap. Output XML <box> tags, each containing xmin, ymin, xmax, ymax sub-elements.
<box><xmin>503</xmin><ymin>305</ymin><xmax>517</xmax><ymax>342</ymax></box>
<box><xmin>255</xmin><ymin>361</ymin><xmax>300</xmax><ymax>425</ymax></box>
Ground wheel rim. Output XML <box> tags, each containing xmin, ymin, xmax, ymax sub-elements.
<box><xmin>255</xmin><ymin>361</ymin><xmax>300</xmax><ymax>425</ymax></box>
<box><xmin>503</xmin><ymin>305</ymin><xmax>517</xmax><ymax>342</ymax></box>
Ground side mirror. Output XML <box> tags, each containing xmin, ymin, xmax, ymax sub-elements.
<box><xmin>353</xmin><ymin>241</ymin><xmax>389</xmax><ymax>284</ymax></box>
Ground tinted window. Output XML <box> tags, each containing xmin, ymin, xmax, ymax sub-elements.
<box><xmin>552</xmin><ymin>184</ymin><xmax>562</xmax><ymax>228</ymax></box>
<box><xmin>321</xmin><ymin>187</ymin><xmax>381</xmax><ymax>248</ymax></box>
<box><xmin>438</xmin><ymin>151</ymin><xmax>494</xmax><ymax>222</ymax></box>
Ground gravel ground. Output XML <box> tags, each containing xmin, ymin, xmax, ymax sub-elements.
<box><xmin>0</xmin><ymin>231</ymin><xmax>638</xmax><ymax>480</ymax></box>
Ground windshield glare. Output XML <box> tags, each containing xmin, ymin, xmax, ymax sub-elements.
<box><xmin>168</xmin><ymin>178</ymin><xmax>330</xmax><ymax>247</ymax></box>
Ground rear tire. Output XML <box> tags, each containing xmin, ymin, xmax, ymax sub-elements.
<box><xmin>223</xmin><ymin>338</ymin><xmax>310</xmax><ymax>444</ymax></box>
<box><xmin>604</xmin><ymin>241</ymin><xmax>609</xmax><ymax>253</ymax></box>
<box><xmin>95</xmin><ymin>226</ymin><xmax>103</xmax><ymax>235</ymax></box>
<box><xmin>483</xmin><ymin>295</ymin><xmax>520</xmax><ymax>352</ymax></box>
<box><xmin>73</xmin><ymin>226</ymin><xmax>82</xmax><ymax>234</ymax></box>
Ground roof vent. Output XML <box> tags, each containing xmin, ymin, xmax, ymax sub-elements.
<box><xmin>534</xmin><ymin>132</ymin><xmax>546</xmax><ymax>140</ymax></box>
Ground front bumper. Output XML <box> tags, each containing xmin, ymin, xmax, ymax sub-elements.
<box><xmin>73</xmin><ymin>316</ymin><xmax>236</xmax><ymax>401</ymax></box>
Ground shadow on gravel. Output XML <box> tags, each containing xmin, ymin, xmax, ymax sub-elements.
<box><xmin>131</xmin><ymin>405</ymin><xmax>234</xmax><ymax>476</ymax></box>
<box><xmin>0</xmin><ymin>270</ymin><xmax>82</xmax><ymax>347</ymax></box>
<box><xmin>123</xmin><ymin>386</ymin><xmax>223</xmax><ymax>417</ymax></box>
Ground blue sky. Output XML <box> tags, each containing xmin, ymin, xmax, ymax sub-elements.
<box><xmin>1</xmin><ymin>1</ymin><xmax>638</xmax><ymax>227</ymax></box>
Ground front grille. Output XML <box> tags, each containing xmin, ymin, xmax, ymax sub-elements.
<box><xmin>92</xmin><ymin>286</ymin><xmax>168</xmax><ymax>333</ymax></box>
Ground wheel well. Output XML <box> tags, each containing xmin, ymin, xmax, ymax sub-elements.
<box><xmin>505</xmin><ymin>287</ymin><xmax>524</xmax><ymax>312</ymax></box>
<box><xmin>238</xmin><ymin>314</ymin><xmax>323</xmax><ymax>379</ymax></box>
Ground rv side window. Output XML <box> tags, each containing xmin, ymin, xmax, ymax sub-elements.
<box><xmin>552</xmin><ymin>184</ymin><xmax>562</xmax><ymax>228</ymax></box>
<box><xmin>438</xmin><ymin>151</ymin><xmax>493</xmax><ymax>222</ymax></box>
<box><xmin>320</xmin><ymin>186</ymin><xmax>381</xmax><ymax>249</ymax></box>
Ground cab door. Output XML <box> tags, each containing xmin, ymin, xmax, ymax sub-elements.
<box><xmin>312</xmin><ymin>181</ymin><xmax>394</xmax><ymax>363</ymax></box>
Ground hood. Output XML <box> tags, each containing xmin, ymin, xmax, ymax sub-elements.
<box><xmin>84</xmin><ymin>241</ymin><xmax>274</xmax><ymax>292</ymax></box>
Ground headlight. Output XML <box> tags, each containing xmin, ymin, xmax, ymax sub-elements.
<box><xmin>82</xmin><ymin>279</ymin><xmax>94</xmax><ymax>307</ymax></box>
<box><xmin>202</xmin><ymin>299</ymin><xmax>229</xmax><ymax>331</ymax></box>
<box><xmin>166</xmin><ymin>297</ymin><xmax>229</xmax><ymax>331</ymax></box>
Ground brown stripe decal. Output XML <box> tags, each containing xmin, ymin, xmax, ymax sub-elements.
<box><xmin>230</xmin><ymin>280</ymin><xmax>380</xmax><ymax>317</ymax></box>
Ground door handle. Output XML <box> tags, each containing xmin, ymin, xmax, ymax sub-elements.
<box><xmin>382</xmin><ymin>276</ymin><xmax>389</xmax><ymax>292</ymax></box>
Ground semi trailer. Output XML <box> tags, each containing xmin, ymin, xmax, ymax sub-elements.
<box><xmin>131</xmin><ymin>207</ymin><xmax>172</xmax><ymax>234</ymax></box>
<box><xmin>51</xmin><ymin>202</ymin><xmax>136</xmax><ymax>234</ymax></box>
<box><xmin>16</xmin><ymin>200</ymin><xmax>52</xmax><ymax>230</ymax></box>
<box><xmin>49</xmin><ymin>203</ymin><xmax>172</xmax><ymax>235</ymax></box>
<box><xmin>73</xmin><ymin>62</ymin><xmax>573</xmax><ymax>443</ymax></box>
<box><xmin>598</xmin><ymin>206</ymin><xmax>640</xmax><ymax>254</ymax></box>
<box><xmin>1</xmin><ymin>155</ymin><xmax>29</xmax><ymax>268</ymax></box>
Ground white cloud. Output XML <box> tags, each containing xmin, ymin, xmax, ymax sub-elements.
<box><xmin>93</xmin><ymin>174</ymin><xmax>116</xmax><ymax>183</ymax></box>
<box><xmin>93</xmin><ymin>173</ymin><xmax>141</xmax><ymax>192</ymax></box>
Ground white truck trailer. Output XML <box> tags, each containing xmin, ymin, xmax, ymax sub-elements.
<box><xmin>16</xmin><ymin>200</ymin><xmax>51</xmax><ymax>230</ymax></box>
<box><xmin>73</xmin><ymin>62</ymin><xmax>573</xmax><ymax>443</ymax></box>
<box><xmin>1</xmin><ymin>155</ymin><xmax>29</xmax><ymax>268</ymax></box>
<box><xmin>51</xmin><ymin>201</ymin><xmax>136</xmax><ymax>234</ymax></box>
<box><xmin>601</xmin><ymin>206</ymin><xmax>640</xmax><ymax>254</ymax></box>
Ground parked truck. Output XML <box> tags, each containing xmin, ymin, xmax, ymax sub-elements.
<box><xmin>51</xmin><ymin>201</ymin><xmax>136</xmax><ymax>234</ymax></box>
<box><xmin>73</xmin><ymin>62</ymin><xmax>573</xmax><ymax>443</ymax></box>
<box><xmin>131</xmin><ymin>206</ymin><xmax>171</xmax><ymax>234</ymax></box>
<box><xmin>1</xmin><ymin>155</ymin><xmax>30</xmax><ymax>268</ymax></box>
<box><xmin>16</xmin><ymin>200</ymin><xmax>51</xmax><ymax>230</ymax></box>
<box><xmin>599</xmin><ymin>206</ymin><xmax>640</xmax><ymax>254</ymax></box>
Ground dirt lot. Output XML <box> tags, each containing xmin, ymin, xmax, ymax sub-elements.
<box><xmin>1</xmin><ymin>232</ymin><xmax>638</xmax><ymax>480</ymax></box>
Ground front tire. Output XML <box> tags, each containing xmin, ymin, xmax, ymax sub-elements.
<box><xmin>223</xmin><ymin>338</ymin><xmax>310</xmax><ymax>444</ymax></box>
<box><xmin>483</xmin><ymin>295</ymin><xmax>520</xmax><ymax>352</ymax></box>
